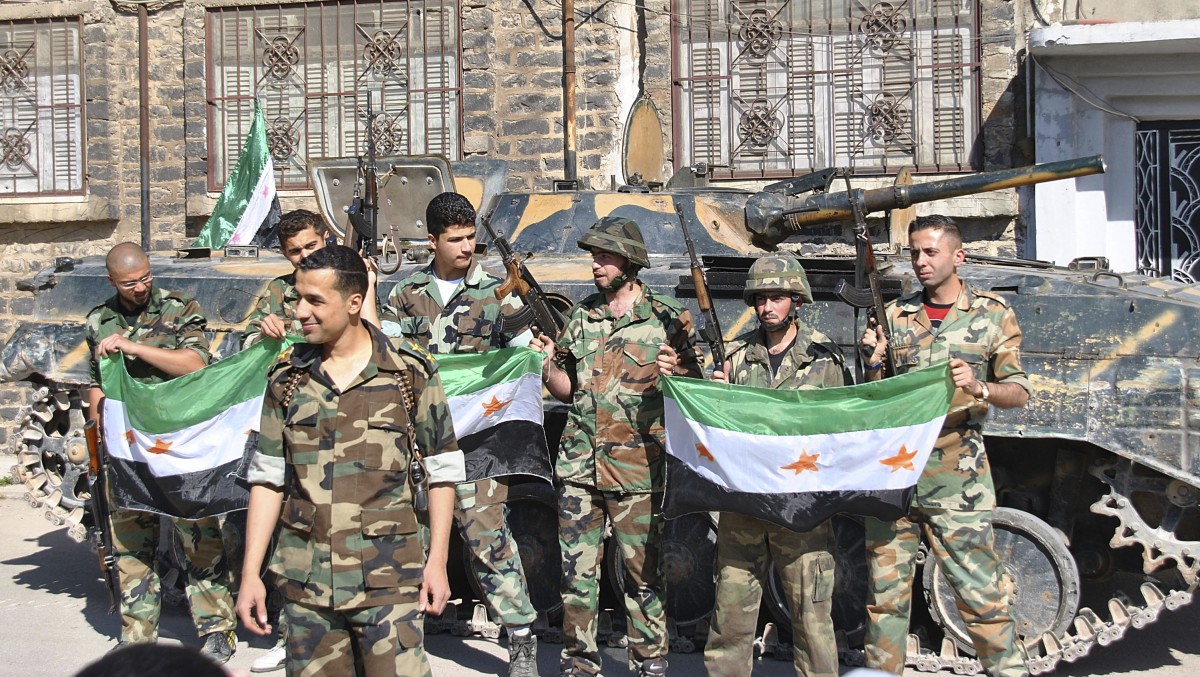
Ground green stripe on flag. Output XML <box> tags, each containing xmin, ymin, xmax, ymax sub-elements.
<box><xmin>661</xmin><ymin>362</ymin><xmax>954</xmax><ymax>436</ymax></box>
<box><xmin>435</xmin><ymin>347</ymin><xmax>543</xmax><ymax>397</ymax></box>
<box><xmin>192</xmin><ymin>100</ymin><xmax>272</xmax><ymax>249</ymax></box>
<box><xmin>100</xmin><ymin>337</ymin><xmax>295</xmax><ymax>434</ymax></box>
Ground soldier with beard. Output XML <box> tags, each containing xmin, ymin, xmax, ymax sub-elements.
<box><xmin>532</xmin><ymin>217</ymin><xmax>702</xmax><ymax>677</ymax></box>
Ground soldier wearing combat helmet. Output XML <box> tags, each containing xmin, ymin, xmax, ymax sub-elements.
<box><xmin>532</xmin><ymin>216</ymin><xmax>702</xmax><ymax>677</ymax></box>
<box><xmin>698</xmin><ymin>255</ymin><xmax>848</xmax><ymax>677</ymax></box>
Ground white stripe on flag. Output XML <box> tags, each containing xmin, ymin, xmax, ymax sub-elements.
<box><xmin>227</xmin><ymin>155</ymin><xmax>276</xmax><ymax>246</ymax></box>
<box><xmin>447</xmin><ymin>373</ymin><xmax>543</xmax><ymax>440</ymax></box>
<box><xmin>664</xmin><ymin>396</ymin><xmax>944</xmax><ymax>494</ymax></box>
<box><xmin>103</xmin><ymin>396</ymin><xmax>262</xmax><ymax>478</ymax></box>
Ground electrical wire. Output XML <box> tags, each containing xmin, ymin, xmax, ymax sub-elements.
<box><xmin>1031</xmin><ymin>53</ymin><xmax>1140</xmax><ymax>123</ymax></box>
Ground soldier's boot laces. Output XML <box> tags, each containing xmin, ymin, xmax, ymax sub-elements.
<box><xmin>507</xmin><ymin>631</ymin><xmax>537</xmax><ymax>677</ymax></box>
<box><xmin>636</xmin><ymin>658</ymin><xmax>667</xmax><ymax>677</ymax></box>
<box><xmin>200</xmin><ymin>629</ymin><xmax>237</xmax><ymax>664</ymax></box>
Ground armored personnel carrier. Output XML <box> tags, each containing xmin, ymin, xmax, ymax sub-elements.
<box><xmin>4</xmin><ymin>157</ymin><xmax>1197</xmax><ymax>673</ymax></box>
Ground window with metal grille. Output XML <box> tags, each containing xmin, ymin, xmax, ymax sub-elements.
<box><xmin>207</xmin><ymin>0</ymin><xmax>461</xmax><ymax>192</ymax></box>
<box><xmin>674</xmin><ymin>0</ymin><xmax>979</xmax><ymax>178</ymax></box>
<box><xmin>0</xmin><ymin>18</ymin><xmax>84</xmax><ymax>195</ymax></box>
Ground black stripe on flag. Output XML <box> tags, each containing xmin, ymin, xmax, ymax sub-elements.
<box><xmin>663</xmin><ymin>456</ymin><xmax>915</xmax><ymax>533</ymax></box>
<box><xmin>108</xmin><ymin>434</ymin><xmax>255</xmax><ymax>518</ymax></box>
<box><xmin>459</xmin><ymin>420</ymin><xmax>552</xmax><ymax>484</ymax></box>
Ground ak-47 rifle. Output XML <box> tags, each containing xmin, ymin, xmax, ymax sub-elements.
<box><xmin>482</xmin><ymin>219</ymin><xmax>565</xmax><ymax>340</ymax></box>
<box><xmin>345</xmin><ymin>91</ymin><xmax>379</xmax><ymax>258</ymax></box>
<box><xmin>675</xmin><ymin>200</ymin><xmax>725</xmax><ymax>369</ymax></box>
<box><xmin>84</xmin><ymin>419</ymin><xmax>120</xmax><ymax>613</ymax></box>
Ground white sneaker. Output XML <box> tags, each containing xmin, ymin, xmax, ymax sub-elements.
<box><xmin>250</xmin><ymin>645</ymin><xmax>286</xmax><ymax>673</ymax></box>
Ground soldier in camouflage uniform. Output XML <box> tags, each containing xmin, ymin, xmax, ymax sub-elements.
<box><xmin>533</xmin><ymin>217</ymin><xmax>703</xmax><ymax>677</ymax></box>
<box><xmin>84</xmin><ymin>242</ymin><xmax>237</xmax><ymax>661</ymax></box>
<box><xmin>380</xmin><ymin>191</ymin><xmax>539</xmax><ymax>676</ymax></box>
<box><xmin>860</xmin><ymin>215</ymin><xmax>1032</xmax><ymax>677</ymax></box>
<box><xmin>701</xmin><ymin>256</ymin><xmax>846</xmax><ymax>677</ymax></box>
<box><xmin>237</xmin><ymin>246</ymin><xmax>464</xmax><ymax>677</ymax></box>
<box><xmin>240</xmin><ymin>210</ymin><xmax>337</xmax><ymax>673</ymax></box>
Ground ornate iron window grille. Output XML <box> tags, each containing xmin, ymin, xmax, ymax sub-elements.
<box><xmin>1135</xmin><ymin>122</ymin><xmax>1200</xmax><ymax>284</ymax></box>
<box><xmin>673</xmin><ymin>0</ymin><xmax>980</xmax><ymax>179</ymax></box>
<box><xmin>207</xmin><ymin>0</ymin><xmax>461</xmax><ymax>192</ymax></box>
<box><xmin>0</xmin><ymin>18</ymin><xmax>84</xmax><ymax>196</ymax></box>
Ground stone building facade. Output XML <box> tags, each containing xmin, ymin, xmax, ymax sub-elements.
<box><xmin>0</xmin><ymin>0</ymin><xmax>1193</xmax><ymax>446</ymax></box>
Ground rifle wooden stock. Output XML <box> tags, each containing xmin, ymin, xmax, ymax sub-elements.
<box><xmin>85</xmin><ymin>418</ymin><xmax>101</xmax><ymax>478</ymax></box>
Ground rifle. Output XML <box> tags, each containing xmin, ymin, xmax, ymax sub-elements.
<box><xmin>84</xmin><ymin>419</ymin><xmax>120</xmax><ymax>614</ymax></box>
<box><xmin>345</xmin><ymin>91</ymin><xmax>379</xmax><ymax>258</ymax></box>
<box><xmin>481</xmin><ymin>219</ymin><xmax>565</xmax><ymax>340</ymax></box>
<box><xmin>675</xmin><ymin>200</ymin><xmax>725</xmax><ymax>369</ymax></box>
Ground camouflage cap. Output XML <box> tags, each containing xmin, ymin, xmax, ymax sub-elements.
<box><xmin>743</xmin><ymin>255</ymin><xmax>814</xmax><ymax>305</ymax></box>
<box><xmin>577</xmin><ymin>216</ymin><xmax>650</xmax><ymax>268</ymax></box>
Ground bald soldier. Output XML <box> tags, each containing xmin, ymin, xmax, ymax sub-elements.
<box><xmin>85</xmin><ymin>243</ymin><xmax>238</xmax><ymax>662</ymax></box>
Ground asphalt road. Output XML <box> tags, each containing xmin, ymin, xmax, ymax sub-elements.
<box><xmin>1</xmin><ymin>483</ymin><xmax>1197</xmax><ymax>676</ymax></box>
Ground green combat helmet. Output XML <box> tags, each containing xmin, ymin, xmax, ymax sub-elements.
<box><xmin>577</xmin><ymin>216</ymin><xmax>650</xmax><ymax>268</ymax></box>
<box><xmin>743</xmin><ymin>255</ymin><xmax>814</xmax><ymax>305</ymax></box>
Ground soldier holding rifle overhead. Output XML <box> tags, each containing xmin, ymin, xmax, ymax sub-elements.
<box><xmin>860</xmin><ymin>214</ymin><xmax>1031</xmax><ymax>677</ymax></box>
<box><xmin>532</xmin><ymin>216</ymin><xmax>702</xmax><ymax>677</ymax></box>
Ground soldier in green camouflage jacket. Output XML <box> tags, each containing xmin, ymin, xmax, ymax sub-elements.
<box><xmin>860</xmin><ymin>215</ymin><xmax>1032</xmax><ymax>677</ymax></box>
<box><xmin>535</xmin><ymin>217</ymin><xmax>702</xmax><ymax>677</ymax></box>
<box><xmin>702</xmin><ymin>256</ymin><xmax>846</xmax><ymax>677</ymax></box>
<box><xmin>380</xmin><ymin>191</ymin><xmax>539</xmax><ymax>677</ymax></box>
<box><xmin>84</xmin><ymin>243</ymin><xmax>237</xmax><ymax>662</ymax></box>
<box><xmin>237</xmin><ymin>246</ymin><xmax>464</xmax><ymax>677</ymax></box>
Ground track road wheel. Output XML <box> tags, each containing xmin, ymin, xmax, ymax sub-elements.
<box><xmin>922</xmin><ymin>507</ymin><xmax>1080</xmax><ymax>653</ymax></box>
<box><xmin>606</xmin><ymin>512</ymin><xmax>718</xmax><ymax>629</ymax></box>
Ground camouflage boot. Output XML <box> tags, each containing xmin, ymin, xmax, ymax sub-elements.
<box><xmin>507</xmin><ymin>630</ymin><xmax>537</xmax><ymax>677</ymax></box>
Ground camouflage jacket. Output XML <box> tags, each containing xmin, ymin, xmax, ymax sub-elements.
<box><xmin>885</xmin><ymin>281</ymin><xmax>1032</xmax><ymax>510</ymax></box>
<box><xmin>380</xmin><ymin>259</ymin><xmax>529</xmax><ymax>354</ymax></box>
<box><xmin>241</xmin><ymin>273</ymin><xmax>299</xmax><ymax>350</ymax></box>
<box><xmin>245</xmin><ymin>323</ymin><xmax>465</xmax><ymax>611</ymax></box>
<box><xmin>85</xmin><ymin>286</ymin><xmax>210</xmax><ymax>388</ymax></box>
<box><xmin>724</xmin><ymin>319</ymin><xmax>848</xmax><ymax>391</ymax></box>
<box><xmin>555</xmin><ymin>283</ymin><xmax>702</xmax><ymax>492</ymax></box>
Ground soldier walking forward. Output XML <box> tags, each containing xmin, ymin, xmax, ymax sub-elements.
<box><xmin>700</xmin><ymin>256</ymin><xmax>847</xmax><ymax>677</ymax></box>
<box><xmin>84</xmin><ymin>243</ymin><xmax>238</xmax><ymax>662</ymax></box>
<box><xmin>860</xmin><ymin>215</ymin><xmax>1032</xmax><ymax>677</ymax></box>
<box><xmin>533</xmin><ymin>217</ymin><xmax>702</xmax><ymax>677</ymax></box>
<box><xmin>381</xmin><ymin>191</ymin><xmax>540</xmax><ymax>676</ymax></box>
<box><xmin>236</xmin><ymin>246</ymin><xmax>464</xmax><ymax>677</ymax></box>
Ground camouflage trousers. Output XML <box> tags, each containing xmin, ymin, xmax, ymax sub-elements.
<box><xmin>108</xmin><ymin>508</ymin><xmax>236</xmax><ymax>643</ymax></box>
<box><xmin>558</xmin><ymin>482</ymin><xmax>667</xmax><ymax>675</ymax></box>
<box><xmin>284</xmin><ymin>594</ymin><xmax>428</xmax><ymax>677</ymax></box>
<box><xmin>704</xmin><ymin>513</ymin><xmax>838</xmax><ymax>677</ymax></box>
<box><xmin>455</xmin><ymin>478</ymin><xmax>536</xmax><ymax>629</ymax></box>
<box><xmin>865</xmin><ymin>508</ymin><xmax>1027</xmax><ymax>677</ymax></box>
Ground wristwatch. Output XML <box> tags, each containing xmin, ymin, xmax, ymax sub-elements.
<box><xmin>977</xmin><ymin>382</ymin><xmax>990</xmax><ymax>404</ymax></box>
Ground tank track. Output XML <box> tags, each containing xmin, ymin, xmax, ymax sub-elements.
<box><xmin>8</xmin><ymin>386</ymin><xmax>91</xmax><ymax>544</ymax></box>
<box><xmin>895</xmin><ymin>460</ymin><xmax>1198</xmax><ymax>675</ymax></box>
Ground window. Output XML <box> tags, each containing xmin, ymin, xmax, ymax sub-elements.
<box><xmin>674</xmin><ymin>0</ymin><xmax>979</xmax><ymax>178</ymax></box>
<box><xmin>207</xmin><ymin>0</ymin><xmax>461</xmax><ymax>191</ymax></box>
<box><xmin>0</xmin><ymin>18</ymin><xmax>84</xmax><ymax>195</ymax></box>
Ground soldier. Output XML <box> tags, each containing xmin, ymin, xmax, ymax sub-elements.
<box><xmin>532</xmin><ymin>217</ymin><xmax>703</xmax><ymax>677</ymax></box>
<box><xmin>380</xmin><ymin>191</ymin><xmax>539</xmax><ymax>676</ymax></box>
<box><xmin>701</xmin><ymin>256</ymin><xmax>845</xmax><ymax>677</ymax></box>
<box><xmin>860</xmin><ymin>215</ymin><xmax>1031</xmax><ymax>677</ymax></box>
<box><xmin>235</xmin><ymin>246</ymin><xmax>464</xmax><ymax>677</ymax></box>
<box><xmin>84</xmin><ymin>242</ymin><xmax>237</xmax><ymax>662</ymax></box>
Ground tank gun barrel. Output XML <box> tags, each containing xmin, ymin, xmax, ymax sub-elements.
<box><xmin>746</xmin><ymin>155</ymin><xmax>1106</xmax><ymax>249</ymax></box>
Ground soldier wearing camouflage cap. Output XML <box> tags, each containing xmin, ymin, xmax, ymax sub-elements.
<box><xmin>860</xmin><ymin>215</ymin><xmax>1031</xmax><ymax>677</ymax></box>
<box><xmin>700</xmin><ymin>255</ymin><xmax>848</xmax><ymax>677</ymax></box>
<box><xmin>533</xmin><ymin>216</ymin><xmax>703</xmax><ymax>677</ymax></box>
<box><xmin>84</xmin><ymin>242</ymin><xmax>238</xmax><ymax>663</ymax></box>
<box><xmin>237</xmin><ymin>246</ymin><xmax>464</xmax><ymax>677</ymax></box>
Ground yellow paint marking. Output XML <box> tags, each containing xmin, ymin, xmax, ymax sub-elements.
<box><xmin>1087</xmin><ymin>309</ymin><xmax>1178</xmax><ymax>382</ymax></box>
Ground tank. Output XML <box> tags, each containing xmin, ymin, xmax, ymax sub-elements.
<box><xmin>4</xmin><ymin>158</ymin><xmax>1197</xmax><ymax>673</ymax></box>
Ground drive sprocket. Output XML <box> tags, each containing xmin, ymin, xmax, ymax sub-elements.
<box><xmin>8</xmin><ymin>385</ymin><xmax>91</xmax><ymax>542</ymax></box>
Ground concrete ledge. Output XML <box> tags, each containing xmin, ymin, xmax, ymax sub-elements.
<box><xmin>0</xmin><ymin>1</ymin><xmax>94</xmax><ymax>21</ymax></box>
<box><xmin>0</xmin><ymin>196</ymin><xmax>117</xmax><ymax>225</ymax></box>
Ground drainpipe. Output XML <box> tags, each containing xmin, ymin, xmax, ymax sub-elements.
<box><xmin>138</xmin><ymin>4</ymin><xmax>151</xmax><ymax>249</ymax></box>
<box><xmin>563</xmin><ymin>0</ymin><xmax>577</xmax><ymax>183</ymax></box>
